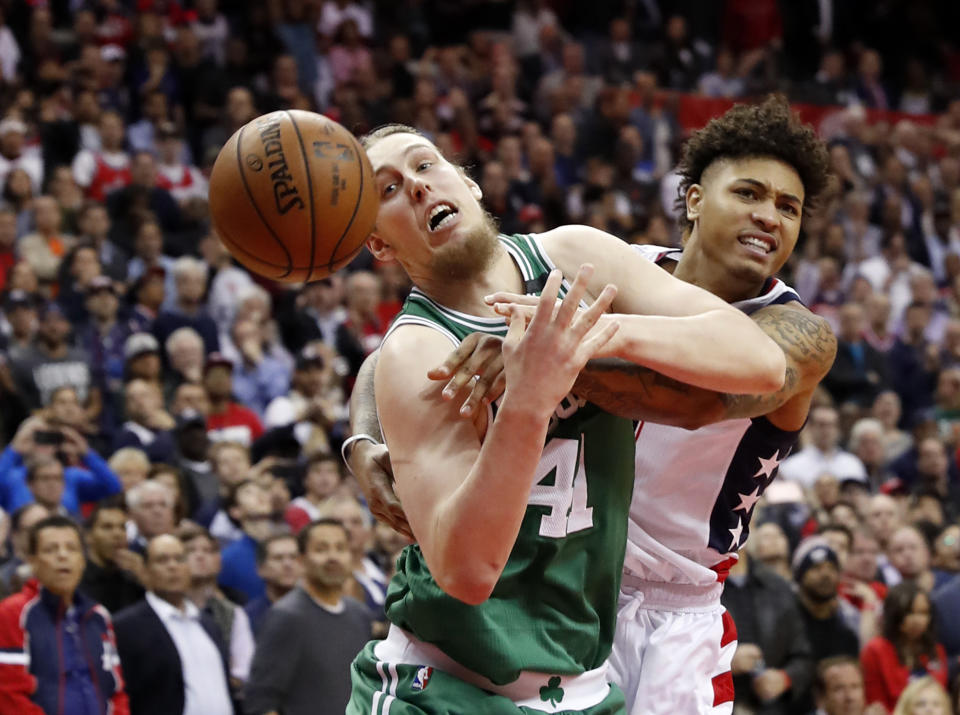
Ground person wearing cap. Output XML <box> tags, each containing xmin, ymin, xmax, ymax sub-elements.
<box><xmin>122</xmin><ymin>332</ymin><xmax>163</xmax><ymax>385</ymax></box>
<box><xmin>78</xmin><ymin>275</ymin><xmax>130</xmax><ymax>405</ymax></box>
<box><xmin>780</xmin><ymin>405</ymin><xmax>869</xmax><ymax>489</ymax></box>
<box><xmin>793</xmin><ymin>539</ymin><xmax>865</xmax><ymax>676</ymax></box>
<box><xmin>7</xmin><ymin>300</ymin><xmax>95</xmax><ymax>415</ymax></box>
<box><xmin>722</xmin><ymin>543</ymin><xmax>814</xmax><ymax>714</ymax></box>
<box><xmin>2</xmin><ymin>289</ymin><xmax>38</xmax><ymax>355</ymax></box>
<box><xmin>203</xmin><ymin>352</ymin><xmax>264</xmax><ymax>447</ymax></box>
<box><xmin>0</xmin><ymin>116</ymin><xmax>43</xmax><ymax>193</ymax></box>
<box><xmin>156</xmin><ymin>121</ymin><xmax>208</xmax><ymax>204</ymax></box>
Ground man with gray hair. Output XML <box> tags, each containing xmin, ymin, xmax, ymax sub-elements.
<box><xmin>152</xmin><ymin>255</ymin><xmax>219</xmax><ymax>355</ymax></box>
<box><xmin>127</xmin><ymin>480</ymin><xmax>176</xmax><ymax>554</ymax></box>
<box><xmin>165</xmin><ymin>326</ymin><xmax>206</xmax><ymax>386</ymax></box>
<box><xmin>848</xmin><ymin>418</ymin><xmax>893</xmax><ymax>490</ymax></box>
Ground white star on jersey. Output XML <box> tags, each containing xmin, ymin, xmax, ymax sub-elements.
<box><xmin>753</xmin><ymin>450</ymin><xmax>783</xmax><ymax>481</ymax></box>
<box><xmin>728</xmin><ymin>517</ymin><xmax>744</xmax><ymax>551</ymax></box>
<box><xmin>733</xmin><ymin>486</ymin><xmax>762</xmax><ymax>514</ymax></box>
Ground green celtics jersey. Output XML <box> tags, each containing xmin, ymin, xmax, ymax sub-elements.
<box><xmin>382</xmin><ymin>233</ymin><xmax>636</xmax><ymax>686</ymax></box>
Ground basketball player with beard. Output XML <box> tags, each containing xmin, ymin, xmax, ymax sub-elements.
<box><xmin>347</xmin><ymin>97</ymin><xmax>836</xmax><ymax>714</ymax></box>
<box><xmin>342</xmin><ymin>123</ymin><xmax>785</xmax><ymax>714</ymax></box>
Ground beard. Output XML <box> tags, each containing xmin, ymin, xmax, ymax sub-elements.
<box><xmin>430</xmin><ymin>211</ymin><xmax>500</xmax><ymax>281</ymax></box>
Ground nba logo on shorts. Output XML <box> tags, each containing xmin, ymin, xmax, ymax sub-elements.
<box><xmin>412</xmin><ymin>666</ymin><xmax>434</xmax><ymax>692</ymax></box>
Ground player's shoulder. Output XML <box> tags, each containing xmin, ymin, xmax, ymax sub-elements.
<box><xmin>377</xmin><ymin>323</ymin><xmax>455</xmax><ymax>382</ymax></box>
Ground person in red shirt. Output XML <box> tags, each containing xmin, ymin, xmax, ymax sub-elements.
<box><xmin>861</xmin><ymin>581</ymin><xmax>949</xmax><ymax>712</ymax></box>
<box><xmin>203</xmin><ymin>352</ymin><xmax>264</xmax><ymax>446</ymax></box>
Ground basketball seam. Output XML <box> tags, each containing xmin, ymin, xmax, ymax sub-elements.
<box><xmin>219</xmin><ymin>226</ymin><xmax>351</xmax><ymax>271</ymax></box>
<box><xmin>234</xmin><ymin>122</ymin><xmax>294</xmax><ymax>278</ymax></box>
<box><xmin>326</xmin><ymin>130</ymin><xmax>367</xmax><ymax>270</ymax></box>
<box><xmin>285</xmin><ymin>111</ymin><xmax>317</xmax><ymax>283</ymax></box>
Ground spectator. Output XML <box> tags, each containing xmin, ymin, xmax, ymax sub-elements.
<box><xmin>317</xmin><ymin>495</ymin><xmax>386</xmax><ymax>616</ymax></box>
<box><xmin>244</xmin><ymin>519</ymin><xmax>373</xmax><ymax>715</ymax></box>
<box><xmin>79</xmin><ymin>499</ymin><xmax>145</xmax><ymax>613</ymax></box>
<box><xmin>0</xmin><ymin>515</ymin><xmax>129</xmax><ymax>714</ymax></box>
<box><xmin>227</xmin><ymin>315</ymin><xmax>290</xmax><ymax>418</ymax></box>
<box><xmin>121</xmin><ymin>336</ymin><xmax>164</xmax><ymax>393</ymax></box>
<box><xmin>0</xmin><ymin>503</ymin><xmax>49</xmax><ymax>596</ymax></box>
<box><xmin>0</xmin><ymin>417</ymin><xmax>122</xmax><ymax>516</ymax></box>
<box><xmin>200</xmin><ymin>234</ymin><xmax>254</xmax><ymax>340</ymax></box>
<box><xmin>107</xmin><ymin>447</ymin><xmax>149</xmax><ymax>493</ymax></box>
<box><xmin>126</xmin><ymin>480</ymin><xmax>176</xmax><ymax>554</ymax></box>
<box><xmin>813</xmin><ymin>656</ymin><xmax>887</xmax><ymax>715</ymax></box>
<box><xmin>841</xmin><ymin>529</ymin><xmax>889</xmax><ymax>612</ymax></box>
<box><xmin>206</xmin><ymin>441</ymin><xmax>251</xmax><ymax>543</ymax></box>
<box><xmin>888</xmin><ymin>302</ymin><xmax>940</xmax><ymax>421</ymax></box>
<box><xmin>204</xmin><ymin>352</ymin><xmax>264</xmax><ymax>447</ymax></box>
<box><xmin>872</xmin><ymin>391</ymin><xmax>913</xmax><ymax>461</ymax></box>
<box><xmin>849</xmin><ymin>419</ymin><xmax>895</xmax><ymax>491</ymax></box>
<box><xmin>780</xmin><ymin>405</ymin><xmax>869</xmax><ymax>489</ymax></box>
<box><xmin>2</xmin><ymin>289</ymin><xmax>38</xmax><ymax>354</ymax></box>
<box><xmin>861</xmin><ymin>581</ymin><xmax>949</xmax><ymax>711</ymax></box>
<box><xmin>71</xmin><ymin>111</ymin><xmax>130</xmax><ymax>203</ymax></box>
<box><xmin>722</xmin><ymin>549</ymin><xmax>814</xmax><ymax>715</ymax></box>
<box><xmin>181</xmin><ymin>525</ymin><xmax>253</xmax><ymax>687</ymax></box>
<box><xmin>931</xmin><ymin>524</ymin><xmax>960</xmax><ymax>585</ymax></box>
<box><xmin>113</xmin><ymin>534</ymin><xmax>233</xmax><ymax>715</ymax></box>
<box><xmin>106</xmin><ymin>151</ymin><xmax>183</xmax><ymax>253</ymax></box>
<box><xmin>126</xmin><ymin>220</ymin><xmax>175</xmax><ymax>306</ymax></box>
<box><xmin>73</xmin><ymin>202</ymin><xmax>127</xmax><ymax>282</ymax></box>
<box><xmin>18</xmin><ymin>195</ymin><xmax>75</xmax><ymax>284</ymax></box>
<box><xmin>0</xmin><ymin>118</ymin><xmax>42</xmax><ymax>192</ymax></box>
<box><xmin>931</xmin><ymin>571</ymin><xmax>960</xmax><ymax>669</ymax></box>
<box><xmin>792</xmin><ymin>539</ymin><xmax>866</xmax><ymax>667</ymax></box>
<box><xmin>284</xmin><ymin>453</ymin><xmax>343</xmax><ymax>533</ymax></box>
<box><xmin>825</xmin><ymin>302</ymin><xmax>889</xmax><ymax>408</ymax></box>
<box><xmin>153</xmin><ymin>256</ymin><xmax>219</xmax><ymax>354</ymax></box>
<box><xmin>750</xmin><ymin>521</ymin><xmax>792</xmax><ymax>581</ymax></box>
<box><xmin>164</xmin><ymin>325</ymin><xmax>205</xmax><ymax>391</ymax></box>
<box><xmin>79</xmin><ymin>275</ymin><xmax>129</xmax><ymax>402</ymax></box>
<box><xmin>172</xmin><ymin>409</ymin><xmax>215</xmax><ymax>519</ymax></box>
<box><xmin>244</xmin><ymin>533</ymin><xmax>301</xmax><ymax>637</ymax></box>
<box><xmin>217</xmin><ymin>479</ymin><xmax>274</xmax><ymax>601</ymax></box>
<box><xmin>892</xmin><ymin>676</ymin><xmax>952</xmax><ymax>715</ymax></box>
<box><xmin>887</xmin><ymin>525</ymin><xmax>936</xmax><ymax>593</ymax></box>
<box><xmin>113</xmin><ymin>378</ymin><xmax>176</xmax><ymax>462</ymax></box>
<box><xmin>8</xmin><ymin>301</ymin><xmax>94</xmax><ymax>412</ymax></box>
<box><xmin>127</xmin><ymin>265</ymin><xmax>167</xmax><ymax>334</ymax></box>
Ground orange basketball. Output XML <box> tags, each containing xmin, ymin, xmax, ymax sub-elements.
<box><xmin>209</xmin><ymin>110</ymin><xmax>379</xmax><ymax>283</ymax></box>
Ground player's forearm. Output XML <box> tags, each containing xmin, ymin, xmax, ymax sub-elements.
<box><xmin>431</xmin><ymin>396</ymin><xmax>552</xmax><ymax>605</ymax></box>
<box><xmin>599</xmin><ymin>310</ymin><xmax>785</xmax><ymax>394</ymax></box>
<box><xmin>349</xmin><ymin>350</ymin><xmax>383</xmax><ymax>442</ymax></box>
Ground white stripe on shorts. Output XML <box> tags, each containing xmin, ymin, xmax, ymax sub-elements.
<box><xmin>372</xmin><ymin>659</ymin><xmax>396</xmax><ymax>715</ymax></box>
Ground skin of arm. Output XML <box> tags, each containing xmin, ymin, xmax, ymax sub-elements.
<box><xmin>375</xmin><ymin>326</ymin><xmax>555</xmax><ymax>605</ymax></box>
<box><xmin>538</xmin><ymin>225</ymin><xmax>787</xmax><ymax>395</ymax></box>
<box><xmin>573</xmin><ymin>301</ymin><xmax>837</xmax><ymax>432</ymax></box>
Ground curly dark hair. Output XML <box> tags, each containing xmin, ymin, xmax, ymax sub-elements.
<box><xmin>882</xmin><ymin>581</ymin><xmax>939</xmax><ymax>665</ymax></box>
<box><xmin>676</xmin><ymin>95</ymin><xmax>832</xmax><ymax>233</ymax></box>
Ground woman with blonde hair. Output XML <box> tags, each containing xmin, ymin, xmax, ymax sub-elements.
<box><xmin>892</xmin><ymin>676</ymin><xmax>952</xmax><ymax>715</ymax></box>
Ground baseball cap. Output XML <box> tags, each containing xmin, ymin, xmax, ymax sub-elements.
<box><xmin>124</xmin><ymin>332</ymin><xmax>160</xmax><ymax>361</ymax></box>
<box><xmin>4</xmin><ymin>290</ymin><xmax>37</xmax><ymax>311</ymax></box>
<box><xmin>295</xmin><ymin>346</ymin><xmax>325</xmax><ymax>371</ymax></box>
<box><xmin>38</xmin><ymin>301</ymin><xmax>67</xmax><ymax>321</ymax></box>
<box><xmin>101</xmin><ymin>44</ymin><xmax>126</xmax><ymax>63</ymax></box>
<box><xmin>0</xmin><ymin>118</ymin><xmax>26</xmax><ymax>136</ymax></box>
<box><xmin>156</xmin><ymin>121</ymin><xmax>181</xmax><ymax>140</ymax></box>
<box><xmin>85</xmin><ymin>275</ymin><xmax>116</xmax><ymax>295</ymax></box>
<box><xmin>204</xmin><ymin>352</ymin><xmax>233</xmax><ymax>373</ymax></box>
<box><xmin>792</xmin><ymin>537</ymin><xmax>839</xmax><ymax>582</ymax></box>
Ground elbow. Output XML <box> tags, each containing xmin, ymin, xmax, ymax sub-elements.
<box><xmin>756</xmin><ymin>344</ymin><xmax>787</xmax><ymax>394</ymax></box>
<box><xmin>433</xmin><ymin>559</ymin><xmax>500</xmax><ymax>606</ymax></box>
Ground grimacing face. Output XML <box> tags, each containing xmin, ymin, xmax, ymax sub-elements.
<box><xmin>686</xmin><ymin>156</ymin><xmax>805</xmax><ymax>285</ymax></box>
<box><xmin>365</xmin><ymin>132</ymin><xmax>499</xmax><ymax>281</ymax></box>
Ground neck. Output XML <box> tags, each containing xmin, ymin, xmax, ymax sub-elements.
<box><xmin>187</xmin><ymin>579</ymin><xmax>216</xmax><ymax>606</ymax></box>
<box><xmin>177</xmin><ymin>299</ymin><xmax>199</xmax><ymax>315</ymax></box>
<box><xmin>41</xmin><ymin>341</ymin><xmax>67</xmax><ymax>358</ymax></box>
<box><xmin>800</xmin><ymin>591</ymin><xmax>838</xmax><ymax>618</ymax></box>
<box><xmin>303</xmin><ymin>579</ymin><xmax>343</xmax><ymax>607</ymax></box>
<box><xmin>88</xmin><ymin>550</ymin><xmax>108</xmax><ymax>568</ymax></box>
<box><xmin>266</xmin><ymin>582</ymin><xmax>290</xmax><ymax>602</ymax></box>
<box><xmin>95</xmin><ymin>315</ymin><xmax>115</xmax><ymax>334</ymax></box>
<box><xmin>209</xmin><ymin>395</ymin><xmax>229</xmax><ymax>412</ymax></box>
<box><xmin>673</xmin><ymin>245</ymin><xmax>766</xmax><ymax>303</ymax></box>
<box><xmin>405</xmin><ymin>246</ymin><xmax>521</xmax><ymax>316</ymax></box>
<box><xmin>154</xmin><ymin>590</ymin><xmax>186</xmax><ymax>610</ymax></box>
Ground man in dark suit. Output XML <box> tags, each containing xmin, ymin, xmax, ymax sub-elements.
<box><xmin>824</xmin><ymin>302</ymin><xmax>890</xmax><ymax>407</ymax></box>
<box><xmin>113</xmin><ymin>534</ymin><xmax>233</xmax><ymax>715</ymax></box>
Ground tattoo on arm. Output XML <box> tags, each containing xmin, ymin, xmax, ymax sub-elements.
<box><xmin>574</xmin><ymin>304</ymin><xmax>836</xmax><ymax>425</ymax></box>
<box><xmin>350</xmin><ymin>350</ymin><xmax>383</xmax><ymax>442</ymax></box>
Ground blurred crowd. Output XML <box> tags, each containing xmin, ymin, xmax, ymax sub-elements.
<box><xmin>0</xmin><ymin>0</ymin><xmax>957</xmax><ymax>714</ymax></box>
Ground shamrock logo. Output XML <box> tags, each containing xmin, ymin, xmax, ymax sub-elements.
<box><xmin>540</xmin><ymin>676</ymin><xmax>564</xmax><ymax>707</ymax></box>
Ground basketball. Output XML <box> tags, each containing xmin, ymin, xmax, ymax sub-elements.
<box><xmin>208</xmin><ymin>110</ymin><xmax>379</xmax><ymax>283</ymax></box>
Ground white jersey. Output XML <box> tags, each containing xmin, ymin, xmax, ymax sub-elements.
<box><xmin>625</xmin><ymin>245</ymin><xmax>804</xmax><ymax>587</ymax></box>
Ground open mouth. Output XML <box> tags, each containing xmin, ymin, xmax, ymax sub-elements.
<box><xmin>428</xmin><ymin>202</ymin><xmax>459</xmax><ymax>232</ymax></box>
<box><xmin>738</xmin><ymin>234</ymin><xmax>776</xmax><ymax>255</ymax></box>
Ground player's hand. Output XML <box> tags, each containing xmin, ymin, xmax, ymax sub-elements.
<box><xmin>350</xmin><ymin>440</ymin><xmax>412</xmax><ymax>539</ymax></box>
<box><xmin>427</xmin><ymin>332</ymin><xmax>506</xmax><ymax>418</ymax></box>
<box><xmin>731</xmin><ymin>643</ymin><xmax>764</xmax><ymax>675</ymax></box>
<box><xmin>753</xmin><ymin>669</ymin><xmax>789</xmax><ymax>702</ymax></box>
<box><xmin>500</xmin><ymin>266</ymin><xmax>618</xmax><ymax>417</ymax></box>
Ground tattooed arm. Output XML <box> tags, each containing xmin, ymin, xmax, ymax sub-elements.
<box><xmin>574</xmin><ymin>303</ymin><xmax>837</xmax><ymax>431</ymax></box>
